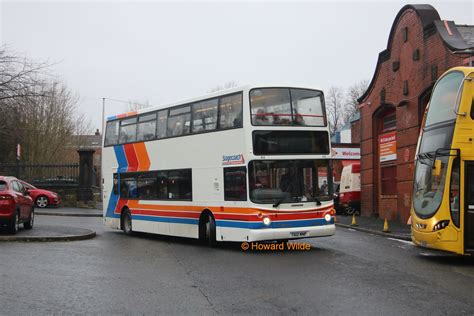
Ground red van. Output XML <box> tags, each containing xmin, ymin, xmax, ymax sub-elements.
<box><xmin>338</xmin><ymin>163</ymin><xmax>361</xmax><ymax>215</ymax></box>
<box><xmin>0</xmin><ymin>176</ymin><xmax>35</xmax><ymax>234</ymax></box>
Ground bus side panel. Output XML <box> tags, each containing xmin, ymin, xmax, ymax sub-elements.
<box><xmin>131</xmin><ymin>218</ymin><xmax>170</xmax><ymax>236</ymax></box>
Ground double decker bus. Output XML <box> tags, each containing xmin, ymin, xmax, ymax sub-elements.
<box><xmin>102</xmin><ymin>85</ymin><xmax>335</xmax><ymax>245</ymax></box>
<box><xmin>411</xmin><ymin>67</ymin><xmax>474</xmax><ymax>255</ymax></box>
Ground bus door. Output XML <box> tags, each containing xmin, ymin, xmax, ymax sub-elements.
<box><xmin>465</xmin><ymin>162</ymin><xmax>474</xmax><ymax>251</ymax></box>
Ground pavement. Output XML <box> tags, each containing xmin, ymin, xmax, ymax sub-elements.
<box><xmin>0</xmin><ymin>206</ymin><xmax>100</xmax><ymax>242</ymax></box>
<box><xmin>335</xmin><ymin>213</ymin><xmax>411</xmax><ymax>241</ymax></box>
<box><xmin>0</xmin><ymin>224</ymin><xmax>96</xmax><ymax>242</ymax></box>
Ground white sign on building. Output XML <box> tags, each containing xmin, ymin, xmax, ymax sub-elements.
<box><xmin>331</xmin><ymin>147</ymin><xmax>360</xmax><ymax>160</ymax></box>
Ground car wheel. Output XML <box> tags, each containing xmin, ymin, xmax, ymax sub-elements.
<box><xmin>122</xmin><ymin>209</ymin><xmax>133</xmax><ymax>235</ymax></box>
<box><xmin>24</xmin><ymin>208</ymin><xmax>34</xmax><ymax>230</ymax></box>
<box><xmin>8</xmin><ymin>211</ymin><xmax>19</xmax><ymax>235</ymax></box>
<box><xmin>36</xmin><ymin>196</ymin><xmax>49</xmax><ymax>208</ymax></box>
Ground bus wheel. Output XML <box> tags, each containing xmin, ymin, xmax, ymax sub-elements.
<box><xmin>121</xmin><ymin>209</ymin><xmax>133</xmax><ymax>235</ymax></box>
<box><xmin>200</xmin><ymin>212</ymin><xmax>216</xmax><ymax>247</ymax></box>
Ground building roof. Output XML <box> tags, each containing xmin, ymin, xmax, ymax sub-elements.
<box><xmin>358</xmin><ymin>4</ymin><xmax>474</xmax><ymax>104</ymax></box>
<box><xmin>435</xmin><ymin>21</ymin><xmax>474</xmax><ymax>51</ymax></box>
<box><xmin>349</xmin><ymin>111</ymin><xmax>360</xmax><ymax>123</ymax></box>
<box><xmin>70</xmin><ymin>132</ymin><xmax>102</xmax><ymax>149</ymax></box>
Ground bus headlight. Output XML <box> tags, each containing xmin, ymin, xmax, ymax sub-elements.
<box><xmin>324</xmin><ymin>214</ymin><xmax>332</xmax><ymax>222</ymax></box>
<box><xmin>263</xmin><ymin>217</ymin><xmax>271</xmax><ymax>226</ymax></box>
<box><xmin>433</xmin><ymin>220</ymin><xmax>449</xmax><ymax>231</ymax></box>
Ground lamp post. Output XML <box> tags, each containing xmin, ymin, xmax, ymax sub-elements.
<box><xmin>102</xmin><ymin>97</ymin><xmax>106</xmax><ymax>138</ymax></box>
<box><xmin>100</xmin><ymin>97</ymin><xmax>106</xmax><ymax>205</ymax></box>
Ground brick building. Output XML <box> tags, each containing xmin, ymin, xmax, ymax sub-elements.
<box><xmin>355</xmin><ymin>4</ymin><xmax>474</xmax><ymax>223</ymax></box>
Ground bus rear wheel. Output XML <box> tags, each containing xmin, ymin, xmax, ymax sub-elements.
<box><xmin>200</xmin><ymin>212</ymin><xmax>216</xmax><ymax>247</ymax></box>
<box><xmin>121</xmin><ymin>209</ymin><xmax>133</xmax><ymax>235</ymax></box>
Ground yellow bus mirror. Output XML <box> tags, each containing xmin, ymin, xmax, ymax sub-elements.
<box><xmin>432</xmin><ymin>159</ymin><xmax>442</xmax><ymax>176</ymax></box>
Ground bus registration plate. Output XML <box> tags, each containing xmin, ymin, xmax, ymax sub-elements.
<box><xmin>290</xmin><ymin>231</ymin><xmax>308</xmax><ymax>237</ymax></box>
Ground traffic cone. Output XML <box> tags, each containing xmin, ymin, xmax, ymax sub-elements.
<box><xmin>350</xmin><ymin>214</ymin><xmax>358</xmax><ymax>226</ymax></box>
<box><xmin>383</xmin><ymin>218</ymin><xmax>390</xmax><ymax>233</ymax></box>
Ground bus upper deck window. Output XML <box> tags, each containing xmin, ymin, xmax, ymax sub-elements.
<box><xmin>119</xmin><ymin>117</ymin><xmax>137</xmax><ymax>144</ymax></box>
<box><xmin>105</xmin><ymin>120</ymin><xmax>119</xmax><ymax>146</ymax></box>
<box><xmin>219</xmin><ymin>93</ymin><xmax>243</xmax><ymax>129</ymax></box>
<box><xmin>137</xmin><ymin>113</ymin><xmax>157</xmax><ymax>141</ymax></box>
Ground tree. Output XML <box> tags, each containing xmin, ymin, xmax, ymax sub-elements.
<box><xmin>344</xmin><ymin>79</ymin><xmax>369</xmax><ymax>122</ymax></box>
<box><xmin>7</xmin><ymin>81</ymin><xmax>89</xmax><ymax>163</ymax></box>
<box><xmin>125</xmin><ymin>100</ymin><xmax>151</xmax><ymax>112</ymax></box>
<box><xmin>208</xmin><ymin>81</ymin><xmax>238</xmax><ymax>93</ymax></box>
<box><xmin>325</xmin><ymin>86</ymin><xmax>346</xmax><ymax>136</ymax></box>
<box><xmin>0</xmin><ymin>46</ymin><xmax>90</xmax><ymax>164</ymax></box>
<box><xmin>0</xmin><ymin>47</ymin><xmax>48</xmax><ymax>103</ymax></box>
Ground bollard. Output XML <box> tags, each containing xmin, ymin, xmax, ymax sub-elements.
<box><xmin>350</xmin><ymin>214</ymin><xmax>358</xmax><ymax>226</ymax></box>
<box><xmin>383</xmin><ymin>218</ymin><xmax>390</xmax><ymax>233</ymax></box>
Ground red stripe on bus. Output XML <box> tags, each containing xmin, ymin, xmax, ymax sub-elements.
<box><xmin>124</xmin><ymin>144</ymin><xmax>139</xmax><ymax>171</ymax></box>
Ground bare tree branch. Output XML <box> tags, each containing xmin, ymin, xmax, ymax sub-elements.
<box><xmin>208</xmin><ymin>81</ymin><xmax>238</xmax><ymax>93</ymax></box>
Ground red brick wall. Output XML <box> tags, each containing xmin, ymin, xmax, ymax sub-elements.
<box><xmin>359</xmin><ymin>7</ymin><xmax>467</xmax><ymax>223</ymax></box>
<box><xmin>351</xmin><ymin>119</ymin><xmax>361</xmax><ymax>144</ymax></box>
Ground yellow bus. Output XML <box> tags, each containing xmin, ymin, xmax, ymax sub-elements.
<box><xmin>411</xmin><ymin>66</ymin><xmax>474</xmax><ymax>255</ymax></box>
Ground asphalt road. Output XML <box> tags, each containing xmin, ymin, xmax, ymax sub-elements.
<box><xmin>1</xmin><ymin>215</ymin><xmax>473</xmax><ymax>315</ymax></box>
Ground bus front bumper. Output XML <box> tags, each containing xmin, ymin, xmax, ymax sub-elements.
<box><xmin>412</xmin><ymin>226</ymin><xmax>463</xmax><ymax>254</ymax></box>
<box><xmin>219</xmin><ymin>224</ymin><xmax>335</xmax><ymax>242</ymax></box>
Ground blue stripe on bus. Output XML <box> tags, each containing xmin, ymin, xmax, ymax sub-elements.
<box><xmin>105</xmin><ymin>145</ymin><xmax>128</xmax><ymax>218</ymax></box>
<box><xmin>132</xmin><ymin>215</ymin><xmax>199</xmax><ymax>225</ymax></box>
<box><xmin>216</xmin><ymin>218</ymin><xmax>331</xmax><ymax>229</ymax></box>
<box><xmin>107</xmin><ymin>115</ymin><xmax>117</xmax><ymax>121</ymax></box>
<box><xmin>114</xmin><ymin>145</ymin><xmax>128</xmax><ymax>172</ymax></box>
<box><xmin>106</xmin><ymin>193</ymin><xmax>120</xmax><ymax>218</ymax></box>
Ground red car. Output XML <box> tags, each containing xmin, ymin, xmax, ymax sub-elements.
<box><xmin>0</xmin><ymin>176</ymin><xmax>34</xmax><ymax>234</ymax></box>
<box><xmin>19</xmin><ymin>180</ymin><xmax>61</xmax><ymax>208</ymax></box>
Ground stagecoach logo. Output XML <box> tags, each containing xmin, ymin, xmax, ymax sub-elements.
<box><xmin>222</xmin><ymin>154</ymin><xmax>245</xmax><ymax>165</ymax></box>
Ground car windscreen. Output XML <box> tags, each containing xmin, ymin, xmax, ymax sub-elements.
<box><xmin>0</xmin><ymin>181</ymin><xmax>7</xmax><ymax>191</ymax></box>
<box><xmin>21</xmin><ymin>182</ymin><xmax>36</xmax><ymax>190</ymax></box>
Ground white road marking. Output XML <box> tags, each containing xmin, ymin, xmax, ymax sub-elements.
<box><xmin>348</xmin><ymin>228</ymin><xmax>356</xmax><ymax>232</ymax></box>
<box><xmin>388</xmin><ymin>238</ymin><xmax>413</xmax><ymax>246</ymax></box>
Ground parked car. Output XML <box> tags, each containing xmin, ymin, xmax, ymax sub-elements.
<box><xmin>19</xmin><ymin>180</ymin><xmax>61</xmax><ymax>208</ymax></box>
<box><xmin>0</xmin><ymin>176</ymin><xmax>34</xmax><ymax>234</ymax></box>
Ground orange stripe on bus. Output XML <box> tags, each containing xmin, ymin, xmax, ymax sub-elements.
<box><xmin>134</xmin><ymin>142</ymin><xmax>150</xmax><ymax>171</ymax></box>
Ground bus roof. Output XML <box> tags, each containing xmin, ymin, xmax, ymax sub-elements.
<box><xmin>106</xmin><ymin>84</ymin><xmax>324</xmax><ymax>121</ymax></box>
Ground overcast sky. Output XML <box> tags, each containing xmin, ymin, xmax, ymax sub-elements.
<box><xmin>1</xmin><ymin>0</ymin><xmax>473</xmax><ymax>132</ymax></box>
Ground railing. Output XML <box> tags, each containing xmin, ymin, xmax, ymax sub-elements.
<box><xmin>0</xmin><ymin>163</ymin><xmax>80</xmax><ymax>186</ymax></box>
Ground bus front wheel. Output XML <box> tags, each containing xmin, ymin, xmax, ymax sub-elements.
<box><xmin>121</xmin><ymin>209</ymin><xmax>133</xmax><ymax>235</ymax></box>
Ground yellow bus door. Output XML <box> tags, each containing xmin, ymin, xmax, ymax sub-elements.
<box><xmin>465</xmin><ymin>163</ymin><xmax>474</xmax><ymax>252</ymax></box>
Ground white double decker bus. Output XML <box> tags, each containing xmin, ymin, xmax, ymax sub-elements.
<box><xmin>102</xmin><ymin>85</ymin><xmax>335</xmax><ymax>245</ymax></box>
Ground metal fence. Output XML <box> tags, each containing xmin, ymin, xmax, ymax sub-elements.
<box><xmin>0</xmin><ymin>163</ymin><xmax>80</xmax><ymax>185</ymax></box>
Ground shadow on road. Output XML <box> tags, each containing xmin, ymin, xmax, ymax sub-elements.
<box><xmin>417</xmin><ymin>253</ymin><xmax>474</xmax><ymax>266</ymax></box>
